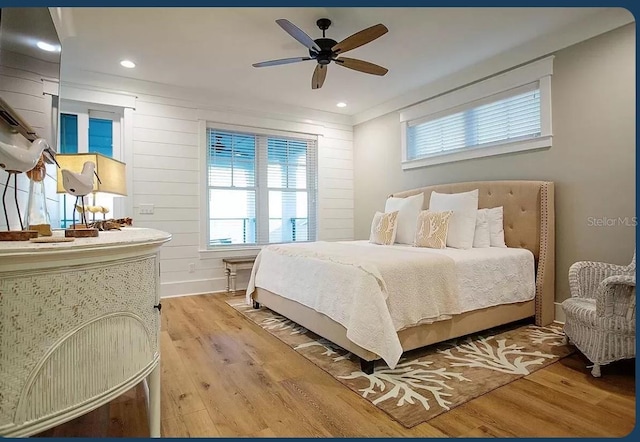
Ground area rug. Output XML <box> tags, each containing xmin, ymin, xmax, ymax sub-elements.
<box><xmin>227</xmin><ymin>300</ymin><xmax>573</xmax><ymax>428</ymax></box>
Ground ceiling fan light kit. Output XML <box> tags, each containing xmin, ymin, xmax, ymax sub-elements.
<box><xmin>252</xmin><ymin>18</ymin><xmax>389</xmax><ymax>90</ymax></box>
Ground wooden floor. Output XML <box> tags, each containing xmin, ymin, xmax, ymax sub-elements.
<box><xmin>37</xmin><ymin>292</ymin><xmax>635</xmax><ymax>438</ymax></box>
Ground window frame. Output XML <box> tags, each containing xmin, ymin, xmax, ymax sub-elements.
<box><xmin>57</xmin><ymin>101</ymin><xmax>124</xmax><ymax>227</ymax></box>
<box><xmin>200</xmin><ymin>121</ymin><xmax>318</xmax><ymax>252</ymax></box>
<box><xmin>58</xmin><ymin>102</ymin><xmax>123</xmax><ymax>159</ymax></box>
<box><xmin>400</xmin><ymin>56</ymin><xmax>553</xmax><ymax>170</ymax></box>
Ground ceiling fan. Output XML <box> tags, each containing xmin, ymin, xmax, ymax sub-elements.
<box><xmin>252</xmin><ymin>18</ymin><xmax>389</xmax><ymax>90</ymax></box>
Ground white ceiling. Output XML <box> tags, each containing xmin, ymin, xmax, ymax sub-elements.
<box><xmin>61</xmin><ymin>7</ymin><xmax>624</xmax><ymax>117</ymax></box>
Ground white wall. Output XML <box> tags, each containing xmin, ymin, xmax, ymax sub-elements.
<box><xmin>59</xmin><ymin>76</ymin><xmax>353</xmax><ymax>297</ymax></box>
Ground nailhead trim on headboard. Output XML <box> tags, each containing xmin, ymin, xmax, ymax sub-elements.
<box><xmin>535</xmin><ymin>182</ymin><xmax>549</xmax><ymax>324</ymax></box>
<box><xmin>535</xmin><ymin>181</ymin><xmax>555</xmax><ymax>325</ymax></box>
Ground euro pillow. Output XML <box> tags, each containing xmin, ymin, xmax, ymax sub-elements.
<box><xmin>384</xmin><ymin>193</ymin><xmax>424</xmax><ymax>244</ymax></box>
<box><xmin>487</xmin><ymin>206</ymin><xmax>507</xmax><ymax>247</ymax></box>
<box><xmin>429</xmin><ymin>189</ymin><xmax>479</xmax><ymax>249</ymax></box>
<box><xmin>414</xmin><ymin>210</ymin><xmax>453</xmax><ymax>249</ymax></box>
<box><xmin>473</xmin><ymin>208</ymin><xmax>491</xmax><ymax>248</ymax></box>
<box><xmin>369</xmin><ymin>211</ymin><xmax>399</xmax><ymax>245</ymax></box>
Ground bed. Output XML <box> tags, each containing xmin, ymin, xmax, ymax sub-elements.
<box><xmin>247</xmin><ymin>180</ymin><xmax>555</xmax><ymax>373</ymax></box>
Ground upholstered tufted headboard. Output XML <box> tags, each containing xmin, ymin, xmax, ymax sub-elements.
<box><xmin>391</xmin><ymin>180</ymin><xmax>555</xmax><ymax>325</ymax></box>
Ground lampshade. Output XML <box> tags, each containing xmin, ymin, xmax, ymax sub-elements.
<box><xmin>56</xmin><ymin>153</ymin><xmax>127</xmax><ymax>196</ymax></box>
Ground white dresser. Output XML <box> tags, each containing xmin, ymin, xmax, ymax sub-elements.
<box><xmin>0</xmin><ymin>227</ymin><xmax>171</xmax><ymax>437</ymax></box>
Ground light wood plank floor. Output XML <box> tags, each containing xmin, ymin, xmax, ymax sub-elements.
<box><xmin>37</xmin><ymin>292</ymin><xmax>635</xmax><ymax>437</ymax></box>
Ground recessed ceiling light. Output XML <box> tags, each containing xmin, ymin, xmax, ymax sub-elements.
<box><xmin>37</xmin><ymin>41</ymin><xmax>60</xmax><ymax>52</ymax></box>
<box><xmin>336</xmin><ymin>102</ymin><xmax>347</xmax><ymax>108</ymax></box>
<box><xmin>120</xmin><ymin>60</ymin><xmax>136</xmax><ymax>69</ymax></box>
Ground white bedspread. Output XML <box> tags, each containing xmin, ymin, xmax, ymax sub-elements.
<box><xmin>247</xmin><ymin>241</ymin><xmax>460</xmax><ymax>369</ymax></box>
<box><xmin>347</xmin><ymin>241</ymin><xmax>536</xmax><ymax>312</ymax></box>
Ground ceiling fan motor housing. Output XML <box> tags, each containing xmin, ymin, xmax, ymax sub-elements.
<box><xmin>311</xmin><ymin>18</ymin><xmax>336</xmax><ymax>65</ymax></box>
<box><xmin>310</xmin><ymin>38</ymin><xmax>338</xmax><ymax>64</ymax></box>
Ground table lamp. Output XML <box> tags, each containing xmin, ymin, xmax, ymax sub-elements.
<box><xmin>56</xmin><ymin>153</ymin><xmax>127</xmax><ymax>236</ymax></box>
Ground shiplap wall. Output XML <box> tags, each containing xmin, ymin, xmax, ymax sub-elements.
<box><xmin>0</xmin><ymin>56</ymin><xmax>59</xmax><ymax>231</ymax></box>
<box><xmin>126</xmin><ymin>93</ymin><xmax>353</xmax><ymax>297</ymax></box>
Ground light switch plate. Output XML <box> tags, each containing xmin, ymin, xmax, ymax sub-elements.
<box><xmin>139</xmin><ymin>204</ymin><xmax>154</xmax><ymax>215</ymax></box>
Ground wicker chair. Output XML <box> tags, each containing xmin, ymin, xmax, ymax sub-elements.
<box><xmin>561</xmin><ymin>251</ymin><xmax>636</xmax><ymax>377</ymax></box>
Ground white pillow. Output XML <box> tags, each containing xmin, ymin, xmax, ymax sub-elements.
<box><xmin>429</xmin><ymin>189</ymin><xmax>478</xmax><ymax>249</ymax></box>
<box><xmin>473</xmin><ymin>209</ymin><xmax>491</xmax><ymax>248</ymax></box>
<box><xmin>384</xmin><ymin>193</ymin><xmax>424</xmax><ymax>244</ymax></box>
<box><xmin>487</xmin><ymin>206</ymin><xmax>507</xmax><ymax>247</ymax></box>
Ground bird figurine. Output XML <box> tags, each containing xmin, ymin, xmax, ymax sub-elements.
<box><xmin>1</xmin><ymin>138</ymin><xmax>57</xmax><ymax>233</ymax></box>
<box><xmin>87</xmin><ymin>205</ymin><xmax>101</xmax><ymax>222</ymax></box>
<box><xmin>61</xmin><ymin>161</ymin><xmax>101</xmax><ymax>227</ymax></box>
<box><xmin>0</xmin><ymin>138</ymin><xmax>51</xmax><ymax>173</ymax></box>
<box><xmin>99</xmin><ymin>205</ymin><xmax>110</xmax><ymax>220</ymax></box>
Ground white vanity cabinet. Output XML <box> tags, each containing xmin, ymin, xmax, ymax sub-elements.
<box><xmin>0</xmin><ymin>228</ymin><xmax>171</xmax><ymax>437</ymax></box>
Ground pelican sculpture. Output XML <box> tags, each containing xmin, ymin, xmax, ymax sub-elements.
<box><xmin>61</xmin><ymin>161</ymin><xmax>101</xmax><ymax>227</ymax></box>
<box><xmin>0</xmin><ymin>138</ymin><xmax>56</xmax><ymax>232</ymax></box>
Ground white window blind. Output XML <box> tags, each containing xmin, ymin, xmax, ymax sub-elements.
<box><xmin>400</xmin><ymin>56</ymin><xmax>553</xmax><ymax>169</ymax></box>
<box><xmin>267</xmin><ymin>137</ymin><xmax>316</xmax><ymax>243</ymax></box>
<box><xmin>207</xmin><ymin>130</ymin><xmax>257</xmax><ymax>245</ymax></box>
<box><xmin>407</xmin><ymin>85</ymin><xmax>541</xmax><ymax>160</ymax></box>
<box><xmin>207</xmin><ymin>127</ymin><xmax>317</xmax><ymax>247</ymax></box>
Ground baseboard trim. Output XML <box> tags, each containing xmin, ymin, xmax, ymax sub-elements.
<box><xmin>160</xmin><ymin>277</ymin><xmax>248</xmax><ymax>298</ymax></box>
<box><xmin>554</xmin><ymin>302</ymin><xmax>565</xmax><ymax>324</ymax></box>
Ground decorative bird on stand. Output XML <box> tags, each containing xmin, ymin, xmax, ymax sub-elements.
<box><xmin>0</xmin><ymin>138</ymin><xmax>58</xmax><ymax>241</ymax></box>
<box><xmin>61</xmin><ymin>161</ymin><xmax>102</xmax><ymax>237</ymax></box>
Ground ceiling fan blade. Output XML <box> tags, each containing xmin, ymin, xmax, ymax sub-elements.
<box><xmin>312</xmin><ymin>64</ymin><xmax>327</xmax><ymax>89</ymax></box>
<box><xmin>276</xmin><ymin>19</ymin><xmax>321</xmax><ymax>52</ymax></box>
<box><xmin>252</xmin><ymin>57</ymin><xmax>312</xmax><ymax>68</ymax></box>
<box><xmin>332</xmin><ymin>23</ymin><xmax>388</xmax><ymax>54</ymax></box>
<box><xmin>334</xmin><ymin>57</ymin><xmax>388</xmax><ymax>76</ymax></box>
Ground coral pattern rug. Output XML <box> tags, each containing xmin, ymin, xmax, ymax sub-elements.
<box><xmin>227</xmin><ymin>300</ymin><xmax>573</xmax><ymax>428</ymax></box>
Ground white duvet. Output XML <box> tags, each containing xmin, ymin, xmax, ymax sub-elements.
<box><xmin>247</xmin><ymin>241</ymin><xmax>535</xmax><ymax>369</ymax></box>
<box><xmin>348</xmin><ymin>241</ymin><xmax>536</xmax><ymax>313</ymax></box>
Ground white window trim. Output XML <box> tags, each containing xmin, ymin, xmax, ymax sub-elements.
<box><xmin>400</xmin><ymin>56</ymin><xmax>553</xmax><ymax>170</ymax></box>
<box><xmin>58</xmin><ymin>85</ymin><xmax>135</xmax><ymax>217</ymax></box>
<box><xmin>199</xmin><ymin>245</ymin><xmax>263</xmax><ymax>259</ymax></box>
<box><xmin>59</xmin><ymin>101</ymin><xmax>124</xmax><ymax>160</ymax></box>
<box><xmin>197</xmin><ymin>120</ymin><xmax>319</xmax><ymax>255</ymax></box>
<box><xmin>60</xmin><ymin>84</ymin><xmax>137</xmax><ymax>110</ymax></box>
<box><xmin>58</xmin><ymin>101</ymin><xmax>127</xmax><ymax>222</ymax></box>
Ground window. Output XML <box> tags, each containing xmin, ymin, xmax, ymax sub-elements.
<box><xmin>58</xmin><ymin>107</ymin><xmax>121</xmax><ymax>228</ymax></box>
<box><xmin>59</xmin><ymin>114</ymin><xmax>78</xmax><ymax>154</ymax></box>
<box><xmin>401</xmin><ymin>56</ymin><xmax>552</xmax><ymax>169</ymax></box>
<box><xmin>60</xmin><ymin>113</ymin><xmax>114</xmax><ymax>156</ymax></box>
<box><xmin>407</xmin><ymin>85</ymin><xmax>541</xmax><ymax>160</ymax></box>
<box><xmin>206</xmin><ymin>127</ymin><xmax>317</xmax><ymax>248</ymax></box>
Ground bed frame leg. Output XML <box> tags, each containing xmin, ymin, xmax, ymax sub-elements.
<box><xmin>360</xmin><ymin>359</ymin><xmax>375</xmax><ymax>374</ymax></box>
<box><xmin>252</xmin><ymin>300</ymin><xmax>260</xmax><ymax>309</ymax></box>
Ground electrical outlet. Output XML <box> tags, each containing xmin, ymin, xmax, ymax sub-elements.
<box><xmin>188</xmin><ymin>263</ymin><xmax>195</xmax><ymax>273</ymax></box>
<box><xmin>139</xmin><ymin>204</ymin><xmax>154</xmax><ymax>215</ymax></box>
